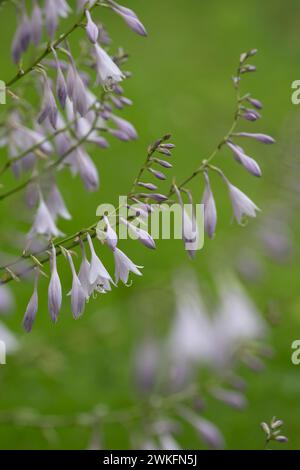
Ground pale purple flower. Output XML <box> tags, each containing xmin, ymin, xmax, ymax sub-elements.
<box><xmin>72</xmin><ymin>68</ymin><xmax>89</xmax><ymax>117</ymax></box>
<box><xmin>56</xmin><ymin>63</ymin><xmax>68</xmax><ymax>109</ymax></box>
<box><xmin>102</xmin><ymin>216</ymin><xmax>118</xmax><ymax>250</ymax></box>
<box><xmin>12</xmin><ymin>7</ymin><xmax>31</xmax><ymax>63</ymax></box>
<box><xmin>87</xmin><ymin>233</ymin><xmax>112</xmax><ymax>285</ymax></box>
<box><xmin>46</xmin><ymin>184</ymin><xmax>71</xmax><ymax>221</ymax></box>
<box><xmin>226</xmin><ymin>141</ymin><xmax>261</xmax><ymax>177</ymax></box>
<box><xmin>38</xmin><ymin>78</ymin><xmax>58</xmax><ymax>129</ymax></box>
<box><xmin>110</xmin><ymin>1</ymin><xmax>147</xmax><ymax>37</ymax></box>
<box><xmin>78</xmin><ymin>240</ymin><xmax>92</xmax><ymax>299</ymax></box>
<box><xmin>202</xmin><ymin>172</ymin><xmax>217</xmax><ymax>239</ymax></box>
<box><xmin>148</xmin><ymin>168</ymin><xmax>166</xmax><ymax>180</ymax></box>
<box><xmin>110</xmin><ymin>115</ymin><xmax>137</xmax><ymax>140</ymax></box>
<box><xmin>66</xmin><ymin>251</ymin><xmax>86</xmax><ymax>319</ymax></box>
<box><xmin>48</xmin><ymin>245</ymin><xmax>62</xmax><ymax>322</ymax></box>
<box><xmin>210</xmin><ymin>387</ymin><xmax>247</xmax><ymax>410</ymax></box>
<box><xmin>94</xmin><ymin>43</ymin><xmax>125</xmax><ymax>87</ymax></box>
<box><xmin>225</xmin><ymin>180</ymin><xmax>260</xmax><ymax>224</ymax></box>
<box><xmin>120</xmin><ymin>218</ymin><xmax>156</xmax><ymax>250</ymax></box>
<box><xmin>234</xmin><ymin>132</ymin><xmax>275</xmax><ymax>144</ymax></box>
<box><xmin>247</xmin><ymin>97</ymin><xmax>263</xmax><ymax>109</ymax></box>
<box><xmin>31</xmin><ymin>1</ymin><xmax>43</xmax><ymax>46</ymax></box>
<box><xmin>178</xmin><ymin>406</ymin><xmax>225</xmax><ymax>449</ymax></box>
<box><xmin>23</xmin><ymin>271</ymin><xmax>39</xmax><ymax>332</ymax></box>
<box><xmin>75</xmin><ymin>148</ymin><xmax>99</xmax><ymax>191</ymax></box>
<box><xmin>85</xmin><ymin>10</ymin><xmax>99</xmax><ymax>44</ymax></box>
<box><xmin>29</xmin><ymin>197</ymin><xmax>63</xmax><ymax>238</ymax></box>
<box><xmin>45</xmin><ymin>0</ymin><xmax>71</xmax><ymax>39</ymax></box>
<box><xmin>113</xmin><ymin>247</ymin><xmax>142</xmax><ymax>284</ymax></box>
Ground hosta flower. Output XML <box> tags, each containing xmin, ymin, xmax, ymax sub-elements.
<box><xmin>234</xmin><ymin>132</ymin><xmax>275</xmax><ymax>144</ymax></box>
<box><xmin>11</xmin><ymin>6</ymin><xmax>31</xmax><ymax>63</ymax></box>
<box><xmin>87</xmin><ymin>233</ymin><xmax>112</xmax><ymax>286</ymax></box>
<box><xmin>48</xmin><ymin>245</ymin><xmax>62</xmax><ymax>322</ymax></box>
<box><xmin>38</xmin><ymin>78</ymin><xmax>58</xmax><ymax>130</ymax></box>
<box><xmin>66</xmin><ymin>251</ymin><xmax>86</xmax><ymax>319</ymax></box>
<box><xmin>46</xmin><ymin>184</ymin><xmax>71</xmax><ymax>221</ymax></box>
<box><xmin>78</xmin><ymin>240</ymin><xmax>92</xmax><ymax>300</ymax></box>
<box><xmin>225</xmin><ymin>179</ymin><xmax>260</xmax><ymax>224</ymax></box>
<box><xmin>110</xmin><ymin>1</ymin><xmax>147</xmax><ymax>37</ymax></box>
<box><xmin>85</xmin><ymin>10</ymin><xmax>99</xmax><ymax>44</ymax></box>
<box><xmin>120</xmin><ymin>218</ymin><xmax>156</xmax><ymax>250</ymax></box>
<box><xmin>23</xmin><ymin>271</ymin><xmax>39</xmax><ymax>332</ymax></box>
<box><xmin>45</xmin><ymin>0</ymin><xmax>71</xmax><ymax>39</ymax></box>
<box><xmin>29</xmin><ymin>197</ymin><xmax>63</xmax><ymax>239</ymax></box>
<box><xmin>113</xmin><ymin>247</ymin><xmax>142</xmax><ymax>284</ymax></box>
<box><xmin>202</xmin><ymin>172</ymin><xmax>217</xmax><ymax>239</ymax></box>
<box><xmin>56</xmin><ymin>61</ymin><xmax>68</xmax><ymax>109</ymax></box>
<box><xmin>178</xmin><ymin>406</ymin><xmax>225</xmax><ymax>449</ymax></box>
<box><xmin>103</xmin><ymin>216</ymin><xmax>118</xmax><ymax>250</ymax></box>
<box><xmin>74</xmin><ymin>148</ymin><xmax>99</xmax><ymax>192</ymax></box>
<box><xmin>94</xmin><ymin>42</ymin><xmax>125</xmax><ymax>87</ymax></box>
<box><xmin>31</xmin><ymin>1</ymin><xmax>43</xmax><ymax>46</ymax></box>
<box><xmin>110</xmin><ymin>115</ymin><xmax>137</xmax><ymax>140</ymax></box>
<box><xmin>226</xmin><ymin>141</ymin><xmax>261</xmax><ymax>177</ymax></box>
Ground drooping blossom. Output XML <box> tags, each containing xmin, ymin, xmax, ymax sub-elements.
<box><xmin>85</xmin><ymin>10</ymin><xmax>99</xmax><ymax>44</ymax></box>
<box><xmin>226</xmin><ymin>141</ymin><xmax>261</xmax><ymax>177</ymax></box>
<box><xmin>38</xmin><ymin>78</ymin><xmax>58</xmax><ymax>129</ymax></box>
<box><xmin>120</xmin><ymin>218</ymin><xmax>156</xmax><ymax>250</ymax></box>
<box><xmin>110</xmin><ymin>1</ymin><xmax>147</xmax><ymax>37</ymax></box>
<box><xmin>224</xmin><ymin>179</ymin><xmax>260</xmax><ymax>224</ymax></box>
<box><xmin>11</xmin><ymin>5</ymin><xmax>31</xmax><ymax>63</ymax></box>
<box><xmin>113</xmin><ymin>247</ymin><xmax>142</xmax><ymax>284</ymax></box>
<box><xmin>46</xmin><ymin>184</ymin><xmax>71</xmax><ymax>221</ymax></box>
<box><xmin>31</xmin><ymin>0</ymin><xmax>43</xmax><ymax>46</ymax></box>
<box><xmin>86</xmin><ymin>233</ymin><xmax>112</xmax><ymax>287</ymax></box>
<box><xmin>29</xmin><ymin>196</ymin><xmax>63</xmax><ymax>239</ymax></box>
<box><xmin>48</xmin><ymin>245</ymin><xmax>62</xmax><ymax>322</ymax></box>
<box><xmin>110</xmin><ymin>115</ymin><xmax>138</xmax><ymax>140</ymax></box>
<box><xmin>94</xmin><ymin>42</ymin><xmax>125</xmax><ymax>87</ymax></box>
<box><xmin>23</xmin><ymin>270</ymin><xmax>39</xmax><ymax>332</ymax></box>
<box><xmin>66</xmin><ymin>250</ymin><xmax>86</xmax><ymax>319</ymax></box>
<box><xmin>234</xmin><ymin>132</ymin><xmax>275</xmax><ymax>144</ymax></box>
<box><xmin>202</xmin><ymin>172</ymin><xmax>217</xmax><ymax>239</ymax></box>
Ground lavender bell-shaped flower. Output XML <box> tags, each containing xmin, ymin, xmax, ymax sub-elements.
<box><xmin>31</xmin><ymin>0</ymin><xmax>43</xmax><ymax>46</ymax></box>
<box><xmin>110</xmin><ymin>115</ymin><xmax>138</xmax><ymax>140</ymax></box>
<box><xmin>87</xmin><ymin>233</ymin><xmax>112</xmax><ymax>286</ymax></box>
<box><xmin>29</xmin><ymin>196</ymin><xmax>63</xmax><ymax>239</ymax></box>
<box><xmin>178</xmin><ymin>407</ymin><xmax>225</xmax><ymax>450</ymax></box>
<box><xmin>12</xmin><ymin>5</ymin><xmax>32</xmax><ymax>63</ymax></box>
<box><xmin>46</xmin><ymin>184</ymin><xmax>71</xmax><ymax>221</ymax></box>
<box><xmin>23</xmin><ymin>270</ymin><xmax>39</xmax><ymax>332</ymax></box>
<box><xmin>120</xmin><ymin>218</ymin><xmax>156</xmax><ymax>250</ymax></box>
<box><xmin>38</xmin><ymin>78</ymin><xmax>58</xmax><ymax>130</ymax></box>
<box><xmin>48</xmin><ymin>245</ymin><xmax>62</xmax><ymax>323</ymax></box>
<box><xmin>78</xmin><ymin>239</ymin><xmax>92</xmax><ymax>300</ymax></box>
<box><xmin>110</xmin><ymin>1</ymin><xmax>147</xmax><ymax>37</ymax></box>
<box><xmin>113</xmin><ymin>247</ymin><xmax>143</xmax><ymax>285</ymax></box>
<box><xmin>102</xmin><ymin>216</ymin><xmax>118</xmax><ymax>250</ymax></box>
<box><xmin>202</xmin><ymin>172</ymin><xmax>217</xmax><ymax>239</ymax></box>
<box><xmin>66</xmin><ymin>251</ymin><xmax>86</xmax><ymax>319</ymax></box>
<box><xmin>72</xmin><ymin>67</ymin><xmax>89</xmax><ymax>117</ymax></box>
<box><xmin>55</xmin><ymin>58</ymin><xmax>68</xmax><ymax>109</ymax></box>
<box><xmin>234</xmin><ymin>132</ymin><xmax>275</xmax><ymax>145</ymax></box>
<box><xmin>225</xmin><ymin>179</ymin><xmax>260</xmax><ymax>224</ymax></box>
<box><xmin>75</xmin><ymin>148</ymin><xmax>99</xmax><ymax>192</ymax></box>
<box><xmin>226</xmin><ymin>141</ymin><xmax>262</xmax><ymax>177</ymax></box>
<box><xmin>85</xmin><ymin>10</ymin><xmax>99</xmax><ymax>44</ymax></box>
<box><xmin>94</xmin><ymin>43</ymin><xmax>125</xmax><ymax>87</ymax></box>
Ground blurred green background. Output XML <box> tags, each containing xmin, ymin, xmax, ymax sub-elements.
<box><xmin>0</xmin><ymin>0</ymin><xmax>300</xmax><ymax>449</ymax></box>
